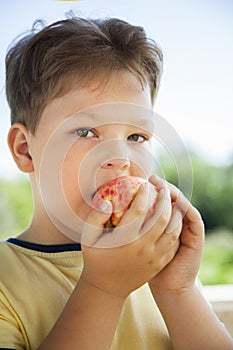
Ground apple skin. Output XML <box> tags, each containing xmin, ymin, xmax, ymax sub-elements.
<box><xmin>92</xmin><ymin>176</ymin><xmax>154</xmax><ymax>228</ymax></box>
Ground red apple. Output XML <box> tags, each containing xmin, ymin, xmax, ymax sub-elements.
<box><xmin>92</xmin><ymin>176</ymin><xmax>155</xmax><ymax>228</ymax></box>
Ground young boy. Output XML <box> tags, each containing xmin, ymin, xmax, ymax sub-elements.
<box><xmin>1</xmin><ymin>15</ymin><xmax>232</xmax><ymax>350</ymax></box>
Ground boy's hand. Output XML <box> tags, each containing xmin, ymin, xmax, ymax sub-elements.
<box><xmin>148</xmin><ymin>175</ymin><xmax>205</xmax><ymax>295</ymax></box>
<box><xmin>80</xmin><ymin>182</ymin><xmax>181</xmax><ymax>298</ymax></box>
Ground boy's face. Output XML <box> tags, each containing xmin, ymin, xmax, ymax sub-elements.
<box><xmin>30</xmin><ymin>72</ymin><xmax>155</xmax><ymax>238</ymax></box>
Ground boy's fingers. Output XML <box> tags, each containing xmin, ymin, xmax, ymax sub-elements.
<box><xmin>165</xmin><ymin>205</ymin><xmax>183</xmax><ymax>235</ymax></box>
<box><xmin>182</xmin><ymin>204</ymin><xmax>205</xmax><ymax>235</ymax></box>
<box><xmin>169</xmin><ymin>189</ymin><xmax>204</xmax><ymax>234</ymax></box>
<box><xmin>149</xmin><ymin>174</ymin><xmax>165</xmax><ymax>189</ymax></box>
<box><xmin>81</xmin><ymin>201</ymin><xmax>112</xmax><ymax>247</ymax></box>
<box><xmin>149</xmin><ymin>175</ymin><xmax>183</xmax><ymax>205</ymax></box>
<box><xmin>113</xmin><ymin>182</ymin><xmax>150</xmax><ymax>243</ymax></box>
<box><xmin>141</xmin><ymin>185</ymin><xmax>172</xmax><ymax>238</ymax></box>
<box><xmin>149</xmin><ymin>174</ymin><xmax>194</xmax><ymax>223</ymax></box>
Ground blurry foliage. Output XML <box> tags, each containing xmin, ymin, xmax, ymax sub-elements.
<box><xmin>199</xmin><ymin>228</ymin><xmax>233</xmax><ymax>285</ymax></box>
<box><xmin>157</xmin><ymin>151</ymin><xmax>233</xmax><ymax>232</ymax></box>
<box><xmin>0</xmin><ymin>176</ymin><xmax>33</xmax><ymax>239</ymax></box>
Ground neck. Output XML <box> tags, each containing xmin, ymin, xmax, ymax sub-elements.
<box><xmin>17</xmin><ymin>208</ymin><xmax>77</xmax><ymax>245</ymax></box>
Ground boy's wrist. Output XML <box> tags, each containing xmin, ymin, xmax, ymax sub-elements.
<box><xmin>149</xmin><ymin>280</ymin><xmax>197</xmax><ymax>302</ymax></box>
<box><xmin>77</xmin><ymin>273</ymin><xmax>128</xmax><ymax>304</ymax></box>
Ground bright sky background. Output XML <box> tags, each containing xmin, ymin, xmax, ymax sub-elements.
<box><xmin>0</xmin><ymin>0</ymin><xmax>232</xmax><ymax>178</ymax></box>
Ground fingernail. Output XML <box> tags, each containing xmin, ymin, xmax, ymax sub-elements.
<box><xmin>99</xmin><ymin>200</ymin><xmax>111</xmax><ymax>212</ymax></box>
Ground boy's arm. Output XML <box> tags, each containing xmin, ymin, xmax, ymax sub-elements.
<box><xmin>148</xmin><ymin>175</ymin><xmax>233</xmax><ymax>350</ymax></box>
<box><xmin>39</xmin><ymin>183</ymin><xmax>180</xmax><ymax>349</ymax></box>
<box><xmin>151</xmin><ymin>284</ymin><xmax>233</xmax><ymax>350</ymax></box>
<box><xmin>38</xmin><ymin>276</ymin><xmax>125</xmax><ymax>350</ymax></box>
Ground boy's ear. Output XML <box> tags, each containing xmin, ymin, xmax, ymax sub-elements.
<box><xmin>7</xmin><ymin>123</ymin><xmax>34</xmax><ymax>173</ymax></box>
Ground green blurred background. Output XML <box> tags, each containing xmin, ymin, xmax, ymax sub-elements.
<box><xmin>1</xmin><ymin>150</ymin><xmax>232</xmax><ymax>286</ymax></box>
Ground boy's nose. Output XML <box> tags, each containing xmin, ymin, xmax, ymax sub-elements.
<box><xmin>101</xmin><ymin>157</ymin><xmax>130</xmax><ymax>170</ymax></box>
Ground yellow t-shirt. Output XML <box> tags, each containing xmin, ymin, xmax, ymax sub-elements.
<box><xmin>0</xmin><ymin>239</ymin><xmax>173</xmax><ymax>350</ymax></box>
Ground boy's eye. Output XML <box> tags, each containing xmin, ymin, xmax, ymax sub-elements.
<box><xmin>74</xmin><ymin>128</ymin><xmax>96</xmax><ymax>138</ymax></box>
<box><xmin>127</xmin><ymin>134</ymin><xmax>148</xmax><ymax>143</ymax></box>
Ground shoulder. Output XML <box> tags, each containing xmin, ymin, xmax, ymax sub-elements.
<box><xmin>0</xmin><ymin>239</ymin><xmax>33</xmax><ymax>270</ymax></box>
<box><xmin>0</xmin><ymin>240</ymin><xmax>19</xmax><ymax>268</ymax></box>
<box><xmin>0</xmin><ymin>239</ymin><xmax>83</xmax><ymax>287</ymax></box>
<box><xmin>0</xmin><ymin>240</ymin><xmax>31</xmax><ymax>292</ymax></box>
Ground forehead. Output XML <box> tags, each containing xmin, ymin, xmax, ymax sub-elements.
<box><xmin>37</xmin><ymin>71</ymin><xmax>153</xmax><ymax>135</ymax></box>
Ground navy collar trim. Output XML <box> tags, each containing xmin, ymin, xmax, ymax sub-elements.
<box><xmin>7</xmin><ymin>238</ymin><xmax>82</xmax><ymax>253</ymax></box>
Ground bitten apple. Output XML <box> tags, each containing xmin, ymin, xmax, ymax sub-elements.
<box><xmin>92</xmin><ymin>176</ymin><xmax>157</xmax><ymax>228</ymax></box>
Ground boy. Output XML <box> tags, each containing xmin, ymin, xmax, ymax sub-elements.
<box><xmin>1</xmin><ymin>15</ymin><xmax>232</xmax><ymax>350</ymax></box>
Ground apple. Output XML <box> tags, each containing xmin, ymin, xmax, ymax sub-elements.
<box><xmin>92</xmin><ymin>176</ymin><xmax>155</xmax><ymax>228</ymax></box>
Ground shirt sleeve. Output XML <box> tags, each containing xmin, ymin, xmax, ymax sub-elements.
<box><xmin>0</xmin><ymin>291</ymin><xmax>27</xmax><ymax>350</ymax></box>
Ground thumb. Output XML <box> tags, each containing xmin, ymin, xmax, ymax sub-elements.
<box><xmin>81</xmin><ymin>201</ymin><xmax>112</xmax><ymax>247</ymax></box>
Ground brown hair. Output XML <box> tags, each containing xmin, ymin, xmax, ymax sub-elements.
<box><xmin>5</xmin><ymin>15</ymin><xmax>163</xmax><ymax>133</ymax></box>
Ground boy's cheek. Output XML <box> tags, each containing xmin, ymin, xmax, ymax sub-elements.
<box><xmin>62</xmin><ymin>184</ymin><xmax>91</xmax><ymax>221</ymax></box>
<box><xmin>61</xmin><ymin>167</ymin><xmax>89</xmax><ymax>219</ymax></box>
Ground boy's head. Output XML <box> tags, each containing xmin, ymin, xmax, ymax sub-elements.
<box><xmin>5</xmin><ymin>15</ymin><xmax>163</xmax><ymax>134</ymax></box>
<box><xmin>6</xmin><ymin>15</ymin><xmax>164</xmax><ymax>244</ymax></box>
